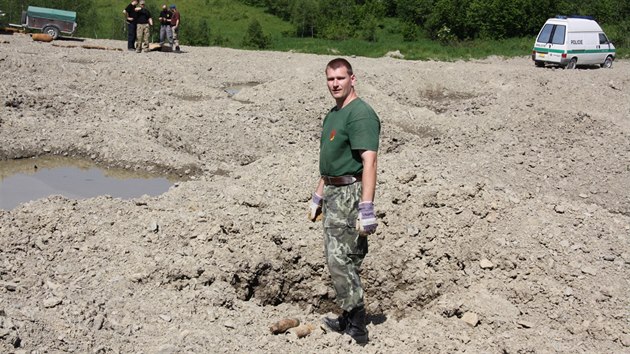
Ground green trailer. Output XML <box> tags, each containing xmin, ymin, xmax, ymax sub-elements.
<box><xmin>18</xmin><ymin>6</ymin><xmax>77</xmax><ymax>39</ymax></box>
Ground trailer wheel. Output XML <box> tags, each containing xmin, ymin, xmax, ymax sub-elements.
<box><xmin>566</xmin><ymin>57</ymin><xmax>577</xmax><ymax>70</ymax></box>
<box><xmin>42</xmin><ymin>26</ymin><xmax>60</xmax><ymax>40</ymax></box>
<box><xmin>601</xmin><ymin>56</ymin><xmax>613</xmax><ymax>69</ymax></box>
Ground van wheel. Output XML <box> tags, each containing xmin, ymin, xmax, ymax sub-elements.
<box><xmin>601</xmin><ymin>56</ymin><xmax>613</xmax><ymax>69</ymax></box>
<box><xmin>534</xmin><ymin>61</ymin><xmax>545</xmax><ymax>68</ymax></box>
<box><xmin>566</xmin><ymin>58</ymin><xmax>577</xmax><ymax>70</ymax></box>
<box><xmin>42</xmin><ymin>26</ymin><xmax>60</xmax><ymax>40</ymax></box>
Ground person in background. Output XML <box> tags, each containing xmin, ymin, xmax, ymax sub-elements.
<box><xmin>310</xmin><ymin>58</ymin><xmax>381</xmax><ymax>344</ymax></box>
<box><xmin>169</xmin><ymin>4</ymin><xmax>181</xmax><ymax>52</ymax></box>
<box><xmin>124</xmin><ymin>0</ymin><xmax>139</xmax><ymax>51</ymax></box>
<box><xmin>158</xmin><ymin>4</ymin><xmax>172</xmax><ymax>46</ymax></box>
<box><xmin>135</xmin><ymin>0</ymin><xmax>153</xmax><ymax>53</ymax></box>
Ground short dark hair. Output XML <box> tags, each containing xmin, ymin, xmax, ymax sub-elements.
<box><xmin>326</xmin><ymin>58</ymin><xmax>353</xmax><ymax>75</ymax></box>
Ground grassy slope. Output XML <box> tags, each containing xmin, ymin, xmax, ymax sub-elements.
<box><xmin>90</xmin><ymin>0</ymin><xmax>292</xmax><ymax>47</ymax></box>
<box><xmin>54</xmin><ymin>0</ymin><xmax>625</xmax><ymax>60</ymax></box>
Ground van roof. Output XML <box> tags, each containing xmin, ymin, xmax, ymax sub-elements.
<box><xmin>555</xmin><ymin>15</ymin><xmax>595</xmax><ymax>20</ymax></box>
<box><xmin>545</xmin><ymin>17</ymin><xmax>603</xmax><ymax>32</ymax></box>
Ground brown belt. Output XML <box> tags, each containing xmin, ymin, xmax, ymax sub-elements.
<box><xmin>322</xmin><ymin>174</ymin><xmax>362</xmax><ymax>186</ymax></box>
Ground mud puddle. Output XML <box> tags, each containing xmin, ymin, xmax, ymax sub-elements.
<box><xmin>223</xmin><ymin>82</ymin><xmax>260</xmax><ymax>97</ymax></box>
<box><xmin>0</xmin><ymin>156</ymin><xmax>174</xmax><ymax>210</ymax></box>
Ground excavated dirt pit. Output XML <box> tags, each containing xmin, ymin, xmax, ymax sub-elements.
<box><xmin>0</xmin><ymin>34</ymin><xmax>628</xmax><ymax>353</ymax></box>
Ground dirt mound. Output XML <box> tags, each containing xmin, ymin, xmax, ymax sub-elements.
<box><xmin>1</xmin><ymin>34</ymin><xmax>629</xmax><ymax>353</ymax></box>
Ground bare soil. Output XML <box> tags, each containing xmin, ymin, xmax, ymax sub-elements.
<box><xmin>1</xmin><ymin>34</ymin><xmax>629</xmax><ymax>353</ymax></box>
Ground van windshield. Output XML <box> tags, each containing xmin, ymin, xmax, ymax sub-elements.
<box><xmin>537</xmin><ymin>24</ymin><xmax>565</xmax><ymax>44</ymax></box>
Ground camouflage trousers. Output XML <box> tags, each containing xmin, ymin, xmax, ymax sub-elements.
<box><xmin>172</xmin><ymin>27</ymin><xmax>180</xmax><ymax>48</ymax></box>
<box><xmin>323</xmin><ymin>182</ymin><xmax>368</xmax><ymax>311</ymax></box>
<box><xmin>135</xmin><ymin>24</ymin><xmax>150</xmax><ymax>52</ymax></box>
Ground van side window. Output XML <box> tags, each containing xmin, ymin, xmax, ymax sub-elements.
<box><xmin>550</xmin><ymin>25</ymin><xmax>565</xmax><ymax>45</ymax></box>
<box><xmin>599</xmin><ymin>33</ymin><xmax>609</xmax><ymax>44</ymax></box>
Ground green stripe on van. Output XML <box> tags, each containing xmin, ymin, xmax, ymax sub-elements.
<box><xmin>533</xmin><ymin>46</ymin><xmax>616</xmax><ymax>54</ymax></box>
<box><xmin>567</xmin><ymin>48</ymin><xmax>616</xmax><ymax>54</ymax></box>
<box><xmin>532</xmin><ymin>47</ymin><xmax>564</xmax><ymax>54</ymax></box>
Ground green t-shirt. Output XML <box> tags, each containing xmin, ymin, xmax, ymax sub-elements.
<box><xmin>319</xmin><ymin>98</ymin><xmax>381</xmax><ymax>176</ymax></box>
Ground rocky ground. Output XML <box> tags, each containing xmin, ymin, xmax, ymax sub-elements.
<box><xmin>1</xmin><ymin>33</ymin><xmax>629</xmax><ymax>353</ymax></box>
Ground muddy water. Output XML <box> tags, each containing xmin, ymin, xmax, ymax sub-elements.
<box><xmin>0</xmin><ymin>156</ymin><xmax>174</xmax><ymax>210</ymax></box>
<box><xmin>224</xmin><ymin>82</ymin><xmax>260</xmax><ymax>96</ymax></box>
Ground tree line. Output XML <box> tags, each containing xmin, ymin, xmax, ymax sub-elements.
<box><xmin>242</xmin><ymin>0</ymin><xmax>629</xmax><ymax>45</ymax></box>
<box><xmin>2</xmin><ymin>0</ymin><xmax>628</xmax><ymax>49</ymax></box>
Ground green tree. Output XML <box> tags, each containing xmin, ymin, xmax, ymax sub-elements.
<box><xmin>395</xmin><ymin>0</ymin><xmax>434</xmax><ymax>26</ymax></box>
<box><xmin>290</xmin><ymin>0</ymin><xmax>319</xmax><ymax>37</ymax></box>
<box><xmin>263</xmin><ymin>0</ymin><xmax>293</xmax><ymax>20</ymax></box>
<box><xmin>425</xmin><ymin>0</ymin><xmax>472</xmax><ymax>40</ymax></box>
<box><xmin>400</xmin><ymin>22</ymin><xmax>420</xmax><ymax>41</ymax></box>
<box><xmin>184</xmin><ymin>18</ymin><xmax>211</xmax><ymax>46</ymax></box>
<box><xmin>356</xmin><ymin>0</ymin><xmax>385</xmax><ymax>42</ymax></box>
<box><xmin>242</xmin><ymin>18</ymin><xmax>271</xmax><ymax>49</ymax></box>
<box><xmin>317</xmin><ymin>0</ymin><xmax>357</xmax><ymax>40</ymax></box>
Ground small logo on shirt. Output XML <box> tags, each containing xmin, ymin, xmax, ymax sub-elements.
<box><xmin>329</xmin><ymin>129</ymin><xmax>336</xmax><ymax>141</ymax></box>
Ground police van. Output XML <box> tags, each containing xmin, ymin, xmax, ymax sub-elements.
<box><xmin>532</xmin><ymin>16</ymin><xmax>615</xmax><ymax>69</ymax></box>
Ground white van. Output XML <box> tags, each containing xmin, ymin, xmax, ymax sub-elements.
<box><xmin>532</xmin><ymin>16</ymin><xmax>615</xmax><ymax>69</ymax></box>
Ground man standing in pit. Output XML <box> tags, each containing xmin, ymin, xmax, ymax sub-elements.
<box><xmin>309</xmin><ymin>58</ymin><xmax>381</xmax><ymax>344</ymax></box>
<box><xmin>124</xmin><ymin>0</ymin><xmax>139</xmax><ymax>51</ymax></box>
<box><xmin>135</xmin><ymin>0</ymin><xmax>153</xmax><ymax>53</ymax></box>
<box><xmin>158</xmin><ymin>4</ymin><xmax>172</xmax><ymax>46</ymax></box>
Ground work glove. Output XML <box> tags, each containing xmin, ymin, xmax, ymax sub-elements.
<box><xmin>308</xmin><ymin>193</ymin><xmax>323</xmax><ymax>222</ymax></box>
<box><xmin>356</xmin><ymin>201</ymin><xmax>377</xmax><ymax>236</ymax></box>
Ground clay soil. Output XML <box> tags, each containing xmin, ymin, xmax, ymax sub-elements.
<box><xmin>1</xmin><ymin>34</ymin><xmax>629</xmax><ymax>353</ymax></box>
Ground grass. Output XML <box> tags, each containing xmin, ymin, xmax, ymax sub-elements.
<box><xmin>271</xmin><ymin>21</ymin><xmax>535</xmax><ymax>61</ymax></box>
<box><xmin>89</xmin><ymin>0</ymin><xmax>292</xmax><ymax>46</ymax></box>
<box><xmin>7</xmin><ymin>0</ymin><xmax>626</xmax><ymax>60</ymax></box>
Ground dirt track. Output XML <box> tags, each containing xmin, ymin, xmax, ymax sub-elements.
<box><xmin>1</xmin><ymin>33</ymin><xmax>629</xmax><ymax>353</ymax></box>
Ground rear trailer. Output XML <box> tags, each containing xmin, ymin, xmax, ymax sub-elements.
<box><xmin>20</xmin><ymin>6</ymin><xmax>77</xmax><ymax>39</ymax></box>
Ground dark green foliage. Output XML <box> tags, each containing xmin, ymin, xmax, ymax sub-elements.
<box><xmin>395</xmin><ymin>0</ymin><xmax>434</xmax><ymax>26</ymax></box>
<box><xmin>290</xmin><ymin>0</ymin><xmax>318</xmax><ymax>37</ymax></box>
<box><xmin>1</xmin><ymin>0</ymin><xmax>627</xmax><ymax>55</ymax></box>
<box><xmin>387</xmin><ymin>0</ymin><xmax>630</xmax><ymax>42</ymax></box>
<box><xmin>212</xmin><ymin>31</ymin><xmax>229</xmax><ymax>46</ymax></box>
<box><xmin>356</xmin><ymin>0</ymin><xmax>385</xmax><ymax>41</ymax></box>
<box><xmin>184</xmin><ymin>18</ymin><xmax>211</xmax><ymax>46</ymax></box>
<box><xmin>400</xmin><ymin>22</ymin><xmax>419</xmax><ymax>42</ymax></box>
<box><xmin>242</xmin><ymin>18</ymin><xmax>271</xmax><ymax>49</ymax></box>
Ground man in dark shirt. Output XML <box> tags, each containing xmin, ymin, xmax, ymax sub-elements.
<box><xmin>135</xmin><ymin>0</ymin><xmax>153</xmax><ymax>53</ymax></box>
<box><xmin>158</xmin><ymin>4</ymin><xmax>172</xmax><ymax>46</ymax></box>
<box><xmin>124</xmin><ymin>0</ymin><xmax>139</xmax><ymax>50</ymax></box>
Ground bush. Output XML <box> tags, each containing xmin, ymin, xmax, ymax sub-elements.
<box><xmin>213</xmin><ymin>32</ymin><xmax>229</xmax><ymax>46</ymax></box>
<box><xmin>183</xmin><ymin>19</ymin><xmax>211</xmax><ymax>46</ymax></box>
<box><xmin>401</xmin><ymin>22</ymin><xmax>419</xmax><ymax>42</ymax></box>
<box><xmin>242</xmin><ymin>19</ymin><xmax>271</xmax><ymax>49</ymax></box>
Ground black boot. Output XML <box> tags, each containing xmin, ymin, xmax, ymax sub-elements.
<box><xmin>322</xmin><ymin>310</ymin><xmax>349</xmax><ymax>332</ymax></box>
<box><xmin>346</xmin><ymin>306</ymin><xmax>369</xmax><ymax>344</ymax></box>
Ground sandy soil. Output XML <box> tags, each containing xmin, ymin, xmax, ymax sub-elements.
<box><xmin>1</xmin><ymin>33</ymin><xmax>629</xmax><ymax>353</ymax></box>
